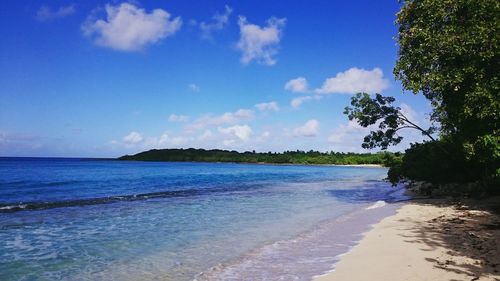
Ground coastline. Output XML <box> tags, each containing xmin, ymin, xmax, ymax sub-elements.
<box><xmin>116</xmin><ymin>158</ymin><xmax>385</xmax><ymax>168</ymax></box>
<box><xmin>314</xmin><ymin>198</ymin><xmax>500</xmax><ymax>281</ymax></box>
<box><xmin>195</xmin><ymin>200</ymin><xmax>400</xmax><ymax>280</ymax></box>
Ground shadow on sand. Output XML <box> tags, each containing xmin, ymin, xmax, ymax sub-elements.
<box><xmin>396</xmin><ymin>197</ymin><xmax>500</xmax><ymax>280</ymax></box>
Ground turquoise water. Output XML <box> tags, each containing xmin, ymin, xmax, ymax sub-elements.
<box><xmin>0</xmin><ymin>158</ymin><xmax>405</xmax><ymax>280</ymax></box>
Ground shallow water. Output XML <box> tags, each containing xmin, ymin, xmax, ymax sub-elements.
<box><xmin>0</xmin><ymin>158</ymin><xmax>406</xmax><ymax>280</ymax></box>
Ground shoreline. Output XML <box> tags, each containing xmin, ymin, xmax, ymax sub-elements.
<box><xmin>195</xmin><ymin>200</ymin><xmax>400</xmax><ymax>280</ymax></box>
<box><xmin>314</xmin><ymin>198</ymin><xmax>500</xmax><ymax>281</ymax></box>
<box><xmin>115</xmin><ymin>159</ymin><xmax>386</xmax><ymax>167</ymax></box>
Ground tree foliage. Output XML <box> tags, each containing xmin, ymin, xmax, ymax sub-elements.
<box><xmin>345</xmin><ymin>0</ymin><xmax>499</xmax><ymax>190</ymax></box>
<box><xmin>344</xmin><ymin>93</ymin><xmax>435</xmax><ymax>150</ymax></box>
<box><xmin>394</xmin><ymin>0</ymin><xmax>499</xmax><ymax>142</ymax></box>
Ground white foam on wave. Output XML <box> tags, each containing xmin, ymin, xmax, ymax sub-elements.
<box><xmin>365</xmin><ymin>200</ymin><xmax>387</xmax><ymax>210</ymax></box>
<box><xmin>0</xmin><ymin>204</ymin><xmax>26</xmax><ymax>210</ymax></box>
<box><xmin>196</xmin><ymin>204</ymin><xmax>399</xmax><ymax>281</ymax></box>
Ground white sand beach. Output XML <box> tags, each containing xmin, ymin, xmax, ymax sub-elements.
<box><xmin>315</xmin><ymin>199</ymin><xmax>500</xmax><ymax>281</ymax></box>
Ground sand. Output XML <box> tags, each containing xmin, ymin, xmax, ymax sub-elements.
<box><xmin>314</xmin><ymin>198</ymin><xmax>500</xmax><ymax>281</ymax></box>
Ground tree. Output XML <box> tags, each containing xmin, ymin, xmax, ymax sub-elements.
<box><xmin>394</xmin><ymin>0</ymin><xmax>499</xmax><ymax>146</ymax></box>
<box><xmin>344</xmin><ymin>1</ymin><xmax>499</xmax><ymax>189</ymax></box>
<box><xmin>393</xmin><ymin>0</ymin><xmax>500</xmax><ymax>186</ymax></box>
<box><xmin>344</xmin><ymin>93</ymin><xmax>435</xmax><ymax>150</ymax></box>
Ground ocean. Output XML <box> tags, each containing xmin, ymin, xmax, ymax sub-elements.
<box><xmin>0</xmin><ymin>158</ymin><xmax>407</xmax><ymax>280</ymax></box>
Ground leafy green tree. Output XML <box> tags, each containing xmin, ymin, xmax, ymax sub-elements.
<box><xmin>394</xmin><ymin>0</ymin><xmax>499</xmax><ymax>185</ymax></box>
<box><xmin>344</xmin><ymin>93</ymin><xmax>435</xmax><ymax>150</ymax></box>
<box><xmin>394</xmin><ymin>0</ymin><xmax>499</xmax><ymax>145</ymax></box>
<box><xmin>345</xmin><ymin>1</ymin><xmax>499</xmax><ymax>189</ymax></box>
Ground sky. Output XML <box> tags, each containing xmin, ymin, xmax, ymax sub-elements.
<box><xmin>0</xmin><ymin>0</ymin><xmax>433</xmax><ymax>157</ymax></box>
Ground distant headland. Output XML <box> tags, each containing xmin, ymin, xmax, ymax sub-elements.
<box><xmin>118</xmin><ymin>148</ymin><xmax>396</xmax><ymax>165</ymax></box>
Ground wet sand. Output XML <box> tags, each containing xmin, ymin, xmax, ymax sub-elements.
<box><xmin>314</xmin><ymin>198</ymin><xmax>500</xmax><ymax>281</ymax></box>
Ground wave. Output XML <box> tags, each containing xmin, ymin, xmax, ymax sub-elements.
<box><xmin>365</xmin><ymin>200</ymin><xmax>387</xmax><ymax>209</ymax></box>
<box><xmin>195</xmin><ymin>202</ymin><xmax>399</xmax><ymax>281</ymax></box>
<box><xmin>0</xmin><ymin>179</ymin><xmax>85</xmax><ymax>189</ymax></box>
<box><xmin>0</xmin><ymin>184</ymin><xmax>264</xmax><ymax>213</ymax></box>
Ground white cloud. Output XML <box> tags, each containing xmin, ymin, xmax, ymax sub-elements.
<box><xmin>261</xmin><ymin>131</ymin><xmax>270</xmax><ymax>137</ymax></box>
<box><xmin>198</xmin><ymin>130</ymin><xmax>214</xmax><ymax>141</ymax></box>
<box><xmin>255</xmin><ymin>101</ymin><xmax>279</xmax><ymax>112</ymax></box>
<box><xmin>316</xmin><ymin>67</ymin><xmax>389</xmax><ymax>94</ymax></box>
<box><xmin>82</xmin><ymin>3</ymin><xmax>182</xmax><ymax>51</ymax></box>
<box><xmin>168</xmin><ymin>114</ymin><xmax>189</xmax><ymax>122</ymax></box>
<box><xmin>158</xmin><ymin>133</ymin><xmax>187</xmax><ymax>146</ymax></box>
<box><xmin>123</xmin><ymin>131</ymin><xmax>143</xmax><ymax>144</ymax></box>
<box><xmin>290</xmin><ymin>95</ymin><xmax>322</xmax><ymax>109</ymax></box>
<box><xmin>400</xmin><ymin>103</ymin><xmax>418</xmax><ymax>125</ymax></box>
<box><xmin>36</xmin><ymin>5</ymin><xmax>76</xmax><ymax>21</ymax></box>
<box><xmin>236</xmin><ymin>16</ymin><xmax>286</xmax><ymax>65</ymax></box>
<box><xmin>234</xmin><ymin>109</ymin><xmax>254</xmax><ymax>118</ymax></box>
<box><xmin>284</xmin><ymin>77</ymin><xmax>308</xmax><ymax>93</ymax></box>
<box><xmin>293</xmin><ymin>119</ymin><xmax>319</xmax><ymax>137</ymax></box>
<box><xmin>199</xmin><ymin>5</ymin><xmax>232</xmax><ymax>39</ymax></box>
<box><xmin>223</xmin><ymin>139</ymin><xmax>236</xmax><ymax>146</ymax></box>
<box><xmin>188</xmin><ymin>83</ymin><xmax>200</xmax><ymax>92</ymax></box>
<box><xmin>188</xmin><ymin>109</ymin><xmax>254</xmax><ymax>130</ymax></box>
<box><xmin>218</xmin><ymin>125</ymin><xmax>252</xmax><ymax>141</ymax></box>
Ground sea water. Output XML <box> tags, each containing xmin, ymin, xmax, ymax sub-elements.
<box><xmin>0</xmin><ymin>158</ymin><xmax>407</xmax><ymax>280</ymax></box>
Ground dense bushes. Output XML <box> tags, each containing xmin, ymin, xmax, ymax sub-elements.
<box><xmin>387</xmin><ymin>139</ymin><xmax>500</xmax><ymax>191</ymax></box>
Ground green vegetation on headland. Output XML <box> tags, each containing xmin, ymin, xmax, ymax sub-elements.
<box><xmin>118</xmin><ymin>148</ymin><xmax>395</xmax><ymax>165</ymax></box>
<box><xmin>346</xmin><ymin>0</ymin><xmax>499</xmax><ymax>195</ymax></box>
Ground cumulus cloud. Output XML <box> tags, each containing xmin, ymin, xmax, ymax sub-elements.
<box><xmin>157</xmin><ymin>133</ymin><xmax>188</xmax><ymax>146</ymax></box>
<box><xmin>82</xmin><ymin>3</ymin><xmax>182</xmax><ymax>51</ymax></box>
<box><xmin>234</xmin><ymin>109</ymin><xmax>254</xmax><ymax>118</ymax></box>
<box><xmin>284</xmin><ymin>77</ymin><xmax>308</xmax><ymax>93</ymax></box>
<box><xmin>290</xmin><ymin>95</ymin><xmax>322</xmax><ymax>109</ymax></box>
<box><xmin>188</xmin><ymin>109</ymin><xmax>254</xmax><ymax>130</ymax></box>
<box><xmin>285</xmin><ymin>68</ymin><xmax>389</xmax><ymax>95</ymax></box>
<box><xmin>123</xmin><ymin>131</ymin><xmax>143</xmax><ymax>144</ymax></box>
<box><xmin>188</xmin><ymin>83</ymin><xmax>200</xmax><ymax>92</ymax></box>
<box><xmin>236</xmin><ymin>16</ymin><xmax>286</xmax><ymax>65</ymax></box>
<box><xmin>36</xmin><ymin>5</ymin><xmax>76</xmax><ymax>21</ymax></box>
<box><xmin>316</xmin><ymin>67</ymin><xmax>389</xmax><ymax>94</ymax></box>
<box><xmin>168</xmin><ymin>114</ymin><xmax>189</xmax><ymax>122</ymax></box>
<box><xmin>199</xmin><ymin>5</ymin><xmax>232</xmax><ymax>39</ymax></box>
<box><xmin>293</xmin><ymin>119</ymin><xmax>319</xmax><ymax>137</ymax></box>
<box><xmin>218</xmin><ymin>125</ymin><xmax>252</xmax><ymax>141</ymax></box>
<box><xmin>255</xmin><ymin>101</ymin><xmax>279</xmax><ymax>112</ymax></box>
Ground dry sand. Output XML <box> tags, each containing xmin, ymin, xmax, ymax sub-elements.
<box><xmin>314</xmin><ymin>198</ymin><xmax>500</xmax><ymax>281</ymax></box>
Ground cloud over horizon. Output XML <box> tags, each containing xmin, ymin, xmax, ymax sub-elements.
<box><xmin>123</xmin><ymin>131</ymin><xmax>144</xmax><ymax>144</ymax></box>
<box><xmin>293</xmin><ymin>119</ymin><xmax>319</xmax><ymax>137</ymax></box>
<box><xmin>218</xmin><ymin>124</ymin><xmax>252</xmax><ymax>141</ymax></box>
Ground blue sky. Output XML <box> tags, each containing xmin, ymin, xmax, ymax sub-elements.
<box><xmin>0</xmin><ymin>0</ymin><xmax>432</xmax><ymax>157</ymax></box>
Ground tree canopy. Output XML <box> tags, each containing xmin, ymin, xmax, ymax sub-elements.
<box><xmin>345</xmin><ymin>0</ymin><xmax>499</xmax><ymax>190</ymax></box>
<box><xmin>344</xmin><ymin>93</ymin><xmax>435</xmax><ymax>150</ymax></box>
<box><xmin>394</xmin><ymin>0</ymin><xmax>499</xmax><ymax>142</ymax></box>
